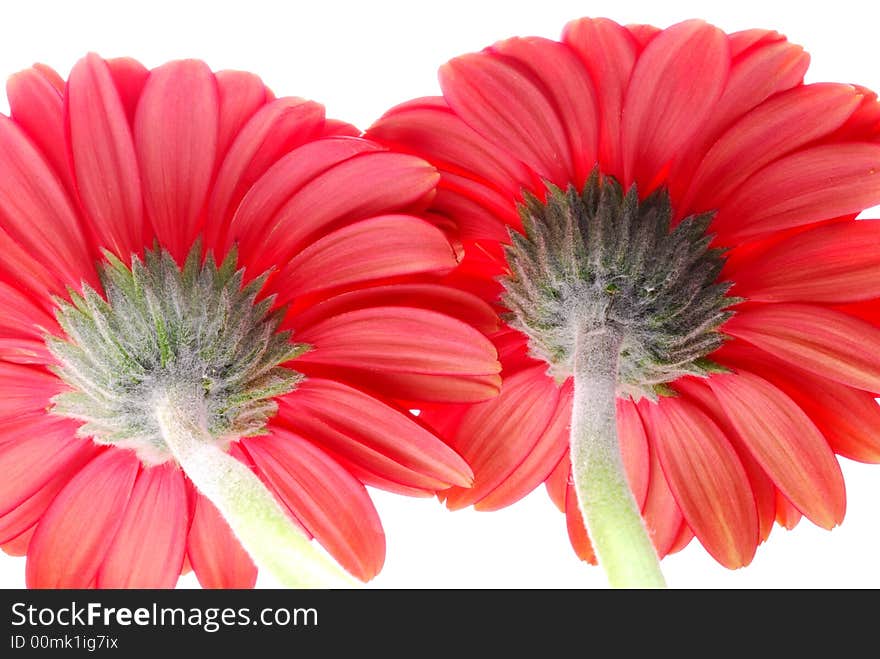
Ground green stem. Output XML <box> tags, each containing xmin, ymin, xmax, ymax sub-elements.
<box><xmin>569</xmin><ymin>326</ymin><xmax>667</xmax><ymax>588</ymax></box>
<box><xmin>155</xmin><ymin>390</ymin><xmax>355</xmax><ymax>589</ymax></box>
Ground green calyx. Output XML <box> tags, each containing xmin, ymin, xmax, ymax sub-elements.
<box><xmin>502</xmin><ymin>170</ymin><xmax>738</xmax><ymax>400</ymax></box>
<box><xmin>47</xmin><ymin>242</ymin><xmax>308</xmax><ymax>465</ymax></box>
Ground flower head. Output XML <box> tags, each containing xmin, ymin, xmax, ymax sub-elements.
<box><xmin>0</xmin><ymin>54</ymin><xmax>500</xmax><ymax>588</ymax></box>
<box><xmin>367</xmin><ymin>18</ymin><xmax>880</xmax><ymax>576</ymax></box>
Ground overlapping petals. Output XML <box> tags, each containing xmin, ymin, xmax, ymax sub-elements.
<box><xmin>0</xmin><ymin>54</ymin><xmax>500</xmax><ymax>588</ymax></box>
<box><xmin>367</xmin><ymin>17</ymin><xmax>880</xmax><ymax>569</ymax></box>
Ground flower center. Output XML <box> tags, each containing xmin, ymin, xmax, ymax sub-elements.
<box><xmin>502</xmin><ymin>171</ymin><xmax>737</xmax><ymax>400</ymax></box>
<box><xmin>46</xmin><ymin>243</ymin><xmax>308</xmax><ymax>465</ymax></box>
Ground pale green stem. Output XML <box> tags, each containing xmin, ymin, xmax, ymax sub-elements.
<box><xmin>155</xmin><ymin>391</ymin><xmax>355</xmax><ymax>589</ymax></box>
<box><xmin>569</xmin><ymin>326</ymin><xmax>667</xmax><ymax>588</ymax></box>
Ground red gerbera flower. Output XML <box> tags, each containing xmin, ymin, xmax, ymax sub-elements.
<box><xmin>0</xmin><ymin>54</ymin><xmax>500</xmax><ymax>588</ymax></box>
<box><xmin>367</xmin><ymin>18</ymin><xmax>880</xmax><ymax>586</ymax></box>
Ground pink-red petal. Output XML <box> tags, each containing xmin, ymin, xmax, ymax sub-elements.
<box><xmin>243</xmin><ymin>430</ymin><xmax>385</xmax><ymax>582</ymax></box>
<box><xmin>723</xmin><ymin>303</ymin><xmax>880</xmax><ymax>393</ymax></box>
<box><xmin>707</xmin><ymin>370</ymin><xmax>846</xmax><ymax>529</ymax></box>
<box><xmin>97</xmin><ymin>463</ymin><xmax>187</xmax><ymax>588</ymax></box>
<box><xmin>26</xmin><ymin>449</ymin><xmax>139</xmax><ymax>588</ymax></box>
<box><xmin>187</xmin><ymin>490</ymin><xmax>257</xmax><ymax>589</ymax></box>
<box><xmin>645</xmin><ymin>396</ymin><xmax>758</xmax><ymax>568</ymax></box>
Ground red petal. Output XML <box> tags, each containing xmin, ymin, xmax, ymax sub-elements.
<box><xmin>707</xmin><ymin>370</ymin><xmax>846</xmax><ymax>528</ymax></box>
<box><xmin>277</xmin><ymin>377</ymin><xmax>473</xmax><ymax>491</ymax></box>
<box><xmin>0</xmin><ymin>114</ymin><xmax>94</xmax><ymax>290</ymax></box>
<box><xmin>717</xmin><ymin>342</ymin><xmax>880</xmax><ymax>463</ymax></box>
<box><xmin>683</xmin><ymin>84</ymin><xmax>861</xmax><ymax>214</ymax></box>
<box><xmin>7</xmin><ymin>66</ymin><xmax>76</xmax><ymax>197</ymax></box>
<box><xmin>645</xmin><ymin>397</ymin><xmax>758</xmax><ymax>568</ymax></box>
<box><xmin>104</xmin><ymin>57</ymin><xmax>149</xmax><ymax>124</ymax></box>
<box><xmin>475</xmin><ymin>379</ymin><xmax>573</xmax><ymax>511</ymax></box>
<box><xmin>724</xmin><ymin>303</ymin><xmax>880</xmax><ymax>393</ymax></box>
<box><xmin>229</xmin><ymin>137</ymin><xmax>382</xmax><ymax>259</ymax></box>
<box><xmin>637</xmin><ymin>400</ymin><xmax>684</xmax><ymax>558</ymax></box>
<box><xmin>0</xmin><ymin>440</ymin><xmax>100</xmax><ymax>544</ymax></box>
<box><xmin>276</xmin><ymin>215</ymin><xmax>457</xmax><ymax>301</ymax></box>
<box><xmin>775</xmin><ymin>490</ymin><xmax>802</xmax><ymax>530</ymax></box>
<box><xmin>246</xmin><ymin>151</ymin><xmax>440</xmax><ymax>276</ymax></box>
<box><xmin>729</xmin><ymin>219</ymin><xmax>880</xmax><ymax>303</ymax></box>
<box><xmin>243</xmin><ymin>430</ymin><xmax>385</xmax><ymax>581</ymax></box>
<box><xmin>295</xmin><ymin>306</ymin><xmax>500</xmax><ymax>402</ymax></box>
<box><xmin>0</xmin><ymin>363</ymin><xmax>63</xmax><ymax>420</ymax></box>
<box><xmin>134</xmin><ymin>60</ymin><xmax>219</xmax><ymax>261</ymax></box>
<box><xmin>66</xmin><ymin>54</ymin><xmax>146</xmax><ymax>259</ymax></box>
<box><xmin>206</xmin><ymin>97</ymin><xmax>325</xmax><ymax>251</ymax></box>
<box><xmin>618</xmin><ymin>398</ymin><xmax>651</xmax><ymax>511</ymax></box>
<box><xmin>187</xmin><ymin>490</ymin><xmax>257</xmax><ymax>589</ymax></box>
<box><xmin>562</xmin><ymin>17</ymin><xmax>638</xmax><ymax>178</ymax></box>
<box><xmin>621</xmin><ymin>20</ymin><xmax>729</xmax><ymax>189</ymax></box>
<box><xmin>670</xmin><ymin>31</ymin><xmax>809</xmax><ymax>203</ymax></box>
<box><xmin>2</xmin><ymin>526</ymin><xmax>35</xmax><ymax>557</ymax></box>
<box><xmin>490</xmin><ymin>36</ymin><xmax>599</xmax><ymax>186</ymax></box>
<box><xmin>673</xmin><ymin>376</ymin><xmax>777</xmax><ymax>542</ymax></box>
<box><xmin>544</xmin><ymin>455</ymin><xmax>569</xmax><ymax>512</ymax></box>
<box><xmin>713</xmin><ymin>143</ymin><xmax>880</xmax><ymax>241</ymax></box>
<box><xmin>26</xmin><ymin>449</ymin><xmax>139</xmax><ymax>588</ymax></box>
<box><xmin>215</xmin><ymin>70</ymin><xmax>270</xmax><ymax>161</ymax></box>
<box><xmin>288</xmin><ymin>283</ymin><xmax>499</xmax><ymax>336</ymax></box>
<box><xmin>441</xmin><ymin>366</ymin><xmax>560</xmax><ymax>510</ymax></box>
<box><xmin>97</xmin><ymin>463</ymin><xmax>187</xmax><ymax>588</ymax></box>
<box><xmin>439</xmin><ymin>50</ymin><xmax>572</xmax><ymax>183</ymax></box>
<box><xmin>0</xmin><ymin>417</ymin><xmax>92</xmax><ymax>516</ymax></box>
<box><xmin>565</xmin><ymin>474</ymin><xmax>597</xmax><ymax>564</ymax></box>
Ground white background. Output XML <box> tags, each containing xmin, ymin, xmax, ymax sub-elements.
<box><xmin>1</xmin><ymin>0</ymin><xmax>879</xmax><ymax>589</ymax></box>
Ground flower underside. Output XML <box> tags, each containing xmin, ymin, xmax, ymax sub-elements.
<box><xmin>47</xmin><ymin>243</ymin><xmax>307</xmax><ymax>465</ymax></box>
<box><xmin>502</xmin><ymin>171</ymin><xmax>737</xmax><ymax>400</ymax></box>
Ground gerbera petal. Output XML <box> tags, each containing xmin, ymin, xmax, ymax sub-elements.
<box><xmin>0</xmin><ymin>363</ymin><xmax>63</xmax><ymax>420</ymax></box>
<box><xmin>439</xmin><ymin>50</ymin><xmax>572</xmax><ymax>184</ymax></box>
<box><xmin>775</xmin><ymin>490</ymin><xmax>803</xmax><ymax>530</ymax></box>
<box><xmin>670</xmin><ymin>31</ymin><xmax>810</xmax><ymax>201</ymax></box>
<box><xmin>66</xmin><ymin>53</ymin><xmax>145</xmax><ymax>259</ymax></box>
<box><xmin>105</xmin><ymin>57</ymin><xmax>149</xmax><ymax>124</ymax></box>
<box><xmin>637</xmin><ymin>401</ymin><xmax>684</xmax><ymax>558</ymax></box>
<box><xmin>0</xmin><ymin>417</ymin><xmax>92</xmax><ymax>516</ymax></box>
<box><xmin>562</xmin><ymin>17</ymin><xmax>637</xmax><ymax>178</ymax></box>
<box><xmin>367</xmin><ymin>97</ymin><xmax>534</xmax><ymax>198</ymax></box>
<box><xmin>134</xmin><ymin>59</ymin><xmax>219</xmax><ymax>262</ymax></box>
<box><xmin>441</xmin><ymin>367</ymin><xmax>560</xmax><ymax>510</ymax></box>
<box><xmin>673</xmin><ymin>376</ymin><xmax>777</xmax><ymax>542</ymax></box>
<box><xmin>0</xmin><ymin>440</ymin><xmax>100</xmax><ymax>544</ymax></box>
<box><xmin>295</xmin><ymin>306</ymin><xmax>501</xmax><ymax>402</ymax></box>
<box><xmin>277</xmin><ymin>377</ymin><xmax>472</xmax><ymax>492</ymax></box>
<box><xmin>717</xmin><ymin>342</ymin><xmax>880</xmax><ymax>463</ymax></box>
<box><xmin>243</xmin><ymin>430</ymin><xmax>385</xmax><ymax>582</ymax></box>
<box><xmin>275</xmin><ymin>215</ymin><xmax>458</xmax><ymax>302</ymax></box>
<box><xmin>6</xmin><ymin>66</ymin><xmax>76</xmax><ymax>196</ymax></box>
<box><xmin>723</xmin><ymin>303</ymin><xmax>880</xmax><ymax>393</ymax></box>
<box><xmin>713</xmin><ymin>143</ymin><xmax>880</xmax><ymax>241</ymax></box>
<box><xmin>250</xmin><ymin>151</ymin><xmax>441</xmax><ymax>274</ymax></box>
<box><xmin>215</xmin><ymin>70</ymin><xmax>270</xmax><ymax>161</ymax></box>
<box><xmin>544</xmin><ymin>455</ymin><xmax>569</xmax><ymax>513</ymax></box>
<box><xmin>229</xmin><ymin>137</ymin><xmax>381</xmax><ymax>257</ymax></box>
<box><xmin>287</xmin><ymin>283</ymin><xmax>499</xmax><ymax>336</ymax></box>
<box><xmin>565</xmin><ymin>475</ymin><xmax>597</xmax><ymax>564</ymax></box>
<box><xmin>621</xmin><ymin>20</ymin><xmax>729</xmax><ymax>189</ymax></box>
<box><xmin>683</xmin><ymin>84</ymin><xmax>862</xmax><ymax>214</ymax></box>
<box><xmin>729</xmin><ymin>219</ymin><xmax>880</xmax><ymax>303</ymax></box>
<box><xmin>26</xmin><ymin>449</ymin><xmax>139</xmax><ymax>588</ymax></box>
<box><xmin>490</xmin><ymin>36</ymin><xmax>599</xmax><ymax>186</ymax></box>
<box><xmin>475</xmin><ymin>380</ymin><xmax>573</xmax><ymax>511</ymax></box>
<box><xmin>187</xmin><ymin>491</ymin><xmax>257</xmax><ymax>589</ymax></box>
<box><xmin>97</xmin><ymin>462</ymin><xmax>187</xmax><ymax>588</ymax></box>
<box><xmin>645</xmin><ymin>397</ymin><xmax>758</xmax><ymax>568</ymax></box>
<box><xmin>0</xmin><ymin>115</ymin><xmax>94</xmax><ymax>290</ymax></box>
<box><xmin>206</xmin><ymin>97</ymin><xmax>325</xmax><ymax>250</ymax></box>
<box><xmin>707</xmin><ymin>370</ymin><xmax>846</xmax><ymax>528</ymax></box>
